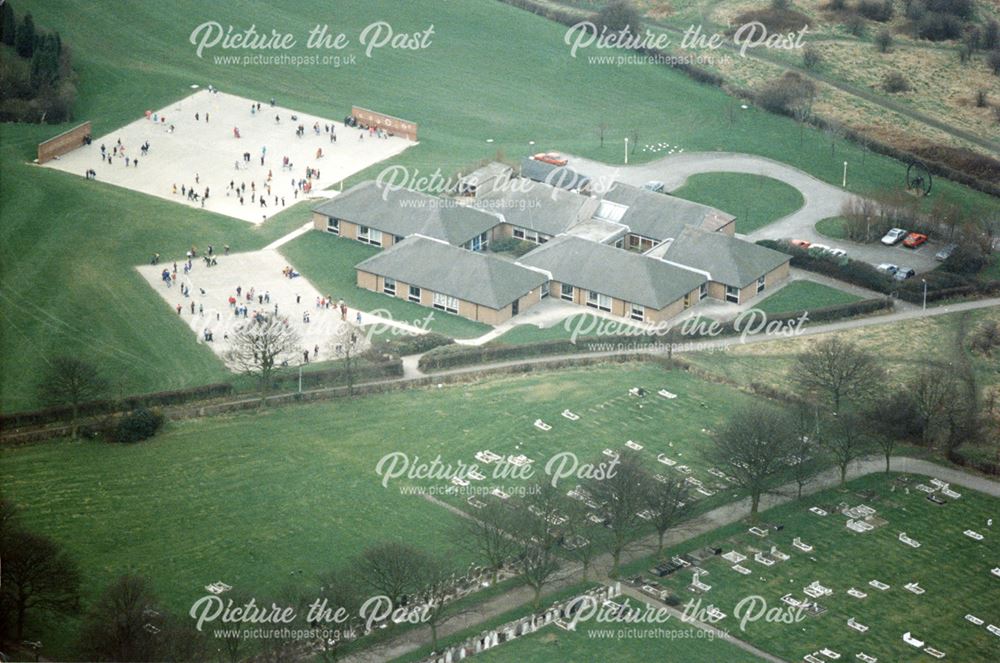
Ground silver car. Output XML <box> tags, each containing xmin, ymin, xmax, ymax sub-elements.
<box><xmin>935</xmin><ymin>243</ymin><xmax>958</xmax><ymax>261</ymax></box>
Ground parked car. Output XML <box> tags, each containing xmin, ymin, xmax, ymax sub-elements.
<box><xmin>642</xmin><ymin>181</ymin><xmax>665</xmax><ymax>193</ymax></box>
<box><xmin>790</xmin><ymin>239</ymin><xmax>812</xmax><ymax>249</ymax></box>
<box><xmin>935</xmin><ymin>243</ymin><xmax>958</xmax><ymax>261</ymax></box>
<box><xmin>809</xmin><ymin>243</ymin><xmax>831</xmax><ymax>254</ymax></box>
<box><xmin>881</xmin><ymin>228</ymin><xmax>908</xmax><ymax>245</ymax></box>
<box><xmin>876</xmin><ymin>263</ymin><xmax>899</xmax><ymax>275</ymax></box>
<box><xmin>903</xmin><ymin>232</ymin><xmax>928</xmax><ymax>248</ymax></box>
<box><xmin>827</xmin><ymin>248</ymin><xmax>847</xmax><ymax>258</ymax></box>
<box><xmin>532</xmin><ymin>152</ymin><xmax>568</xmax><ymax>166</ymax></box>
<box><xmin>894</xmin><ymin>267</ymin><xmax>916</xmax><ymax>280</ymax></box>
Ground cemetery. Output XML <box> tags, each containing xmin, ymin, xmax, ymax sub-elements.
<box><xmin>617</xmin><ymin>472</ymin><xmax>1000</xmax><ymax>662</ymax></box>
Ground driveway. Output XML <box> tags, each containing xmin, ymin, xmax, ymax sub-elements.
<box><xmin>568</xmin><ymin>152</ymin><xmax>941</xmax><ymax>273</ymax></box>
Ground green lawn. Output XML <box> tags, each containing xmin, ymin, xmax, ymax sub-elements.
<box><xmin>278</xmin><ymin>231</ymin><xmax>492</xmax><ymax>338</ymax></box>
<box><xmin>1</xmin><ymin>363</ymin><xmax>759</xmax><ymax>656</ymax></box>
<box><xmin>671</xmin><ymin>173</ymin><xmax>804</xmax><ymax>234</ymax></box>
<box><xmin>815</xmin><ymin>216</ymin><xmax>850</xmax><ymax>240</ymax></box>
<box><xmin>621</xmin><ymin>472</ymin><xmax>1000</xmax><ymax>662</ymax></box>
<box><xmin>3</xmin><ymin>0</ymin><xmax>998</xmax><ymax>413</ymax></box>
<box><xmin>754</xmin><ymin>280</ymin><xmax>862</xmax><ymax>315</ymax></box>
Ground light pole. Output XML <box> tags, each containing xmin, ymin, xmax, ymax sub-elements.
<box><xmin>624</xmin><ymin>137</ymin><xmax>629</xmax><ymax>165</ymax></box>
<box><xmin>842</xmin><ymin>161</ymin><xmax>848</xmax><ymax>188</ymax></box>
<box><xmin>922</xmin><ymin>279</ymin><xmax>927</xmax><ymax>311</ymax></box>
<box><xmin>298</xmin><ymin>362</ymin><xmax>303</xmax><ymax>393</ymax></box>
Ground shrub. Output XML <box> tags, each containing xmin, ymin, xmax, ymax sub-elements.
<box><xmin>875</xmin><ymin>29</ymin><xmax>893</xmax><ymax>52</ymax></box>
<box><xmin>803</xmin><ymin>46</ymin><xmax>822</xmax><ymax>68</ymax></box>
<box><xmin>858</xmin><ymin>0</ymin><xmax>894</xmax><ymax>22</ymax></box>
<box><xmin>984</xmin><ymin>20</ymin><xmax>1000</xmax><ymax>51</ymax></box>
<box><xmin>942</xmin><ymin>244</ymin><xmax>989</xmax><ymax>275</ymax></box>
<box><xmin>756</xmin><ymin>72</ymin><xmax>816</xmax><ymax>115</ymax></box>
<box><xmin>368</xmin><ymin>332</ymin><xmax>454</xmax><ymax>357</ymax></box>
<box><xmin>845</xmin><ymin>14</ymin><xmax>867</xmax><ymax>37</ymax></box>
<box><xmin>989</xmin><ymin>50</ymin><xmax>1000</xmax><ymax>76</ymax></box>
<box><xmin>827</xmin><ymin>0</ymin><xmax>847</xmax><ymax>10</ymax></box>
<box><xmin>772</xmin><ymin>0</ymin><xmax>791</xmax><ymax>10</ymax></box>
<box><xmin>883</xmin><ymin>71</ymin><xmax>912</xmax><ymax>92</ymax></box>
<box><xmin>112</xmin><ymin>408</ymin><xmax>164</xmax><ymax>443</ymax></box>
<box><xmin>916</xmin><ymin>13</ymin><xmax>964</xmax><ymax>41</ymax></box>
<box><xmin>976</xmin><ymin>89</ymin><xmax>989</xmax><ymax>107</ymax></box>
<box><xmin>925</xmin><ymin>0</ymin><xmax>974</xmax><ymax>19</ymax></box>
<box><xmin>489</xmin><ymin>237</ymin><xmax>536</xmax><ymax>256</ymax></box>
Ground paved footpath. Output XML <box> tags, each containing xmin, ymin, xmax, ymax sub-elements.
<box><xmin>342</xmin><ymin>456</ymin><xmax>999</xmax><ymax>662</ymax></box>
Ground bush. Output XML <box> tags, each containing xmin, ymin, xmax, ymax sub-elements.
<box><xmin>756</xmin><ymin>72</ymin><xmax>816</xmax><ymax>115</ymax></box>
<box><xmin>368</xmin><ymin>332</ymin><xmax>454</xmax><ymax>357</ymax></box>
<box><xmin>989</xmin><ymin>50</ymin><xmax>1000</xmax><ymax>76</ymax></box>
<box><xmin>925</xmin><ymin>0</ymin><xmax>974</xmax><ymax>19</ymax></box>
<box><xmin>916</xmin><ymin>12</ymin><xmax>964</xmax><ymax>41</ymax></box>
<box><xmin>984</xmin><ymin>21</ymin><xmax>1000</xmax><ymax>51</ymax></box>
<box><xmin>827</xmin><ymin>0</ymin><xmax>847</xmax><ymax>10</ymax></box>
<box><xmin>942</xmin><ymin>244</ymin><xmax>989</xmax><ymax>275</ymax></box>
<box><xmin>883</xmin><ymin>71</ymin><xmax>912</xmax><ymax>92</ymax></box>
<box><xmin>844</xmin><ymin>14</ymin><xmax>867</xmax><ymax>37</ymax></box>
<box><xmin>875</xmin><ymin>29</ymin><xmax>893</xmax><ymax>52</ymax></box>
<box><xmin>489</xmin><ymin>237</ymin><xmax>536</xmax><ymax>256</ymax></box>
<box><xmin>858</xmin><ymin>0</ymin><xmax>894</xmax><ymax>22</ymax></box>
<box><xmin>976</xmin><ymin>89</ymin><xmax>989</xmax><ymax>107</ymax></box>
<box><xmin>803</xmin><ymin>46</ymin><xmax>822</xmax><ymax>68</ymax></box>
<box><xmin>113</xmin><ymin>408</ymin><xmax>164</xmax><ymax>443</ymax></box>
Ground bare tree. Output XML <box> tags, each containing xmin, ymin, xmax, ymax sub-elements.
<box><xmin>703</xmin><ymin>405</ymin><xmax>796</xmax><ymax>521</ymax></box>
<box><xmin>788</xmin><ymin>404</ymin><xmax>824</xmax><ymax>498</ymax></box>
<box><xmin>413</xmin><ymin>554</ymin><xmax>463</xmax><ymax>652</ymax></box>
<box><xmin>458</xmin><ymin>501</ymin><xmax>519</xmax><ymax>585</ymax></box>
<box><xmin>864</xmin><ymin>392</ymin><xmax>919</xmax><ymax>472</ymax></box>
<box><xmin>791</xmin><ymin>96</ymin><xmax>813</xmax><ymax>146</ymax></box>
<box><xmin>76</xmin><ymin>575</ymin><xmax>162</xmax><ymax>662</ymax></box>
<box><xmin>354</xmin><ymin>541</ymin><xmax>424</xmax><ymax>608</ymax></box>
<box><xmin>331</xmin><ymin>321</ymin><xmax>366</xmax><ymax>396</ymax></box>
<box><xmin>511</xmin><ymin>483</ymin><xmax>564</xmax><ymax>609</ymax></box>
<box><xmin>909</xmin><ymin>364</ymin><xmax>959</xmax><ymax>445</ymax></box>
<box><xmin>225</xmin><ymin>316</ymin><xmax>301</xmax><ymax>405</ymax></box>
<box><xmin>36</xmin><ymin>355</ymin><xmax>107</xmax><ymax>439</ymax></box>
<box><xmin>596</xmin><ymin>122</ymin><xmax>608</xmax><ymax>148</ymax></box>
<box><xmin>312</xmin><ymin>569</ymin><xmax>364</xmax><ymax>662</ymax></box>
<box><xmin>792</xmin><ymin>338</ymin><xmax>886</xmax><ymax>413</ymax></box>
<box><xmin>1</xmin><ymin>528</ymin><xmax>81</xmax><ymax>641</ymax></box>
<box><xmin>643</xmin><ymin>474</ymin><xmax>690</xmax><ymax>553</ymax></box>
<box><xmin>823</xmin><ymin>411</ymin><xmax>873</xmax><ymax>485</ymax></box>
<box><xmin>825</xmin><ymin>120</ymin><xmax>845</xmax><ymax>158</ymax></box>
<box><xmin>587</xmin><ymin>452</ymin><xmax>648</xmax><ymax>576</ymax></box>
<box><xmin>560</xmin><ymin>497</ymin><xmax>599</xmax><ymax>581</ymax></box>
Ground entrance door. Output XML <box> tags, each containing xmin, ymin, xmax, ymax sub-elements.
<box><xmin>511</xmin><ymin>298</ymin><xmax>520</xmax><ymax>316</ymax></box>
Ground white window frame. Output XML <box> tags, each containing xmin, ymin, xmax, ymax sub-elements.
<box><xmin>757</xmin><ymin>275</ymin><xmax>766</xmax><ymax>294</ymax></box>
<box><xmin>408</xmin><ymin>285</ymin><xmax>421</xmax><ymax>303</ymax></box>
<box><xmin>432</xmin><ymin>292</ymin><xmax>460</xmax><ymax>314</ymax></box>
<box><xmin>357</xmin><ymin>225</ymin><xmax>383</xmax><ymax>247</ymax></box>
<box><xmin>326</xmin><ymin>217</ymin><xmax>340</xmax><ymax>235</ymax></box>
<box><xmin>383</xmin><ymin>277</ymin><xmax>396</xmax><ymax>296</ymax></box>
<box><xmin>725</xmin><ymin>285</ymin><xmax>740</xmax><ymax>304</ymax></box>
<box><xmin>513</xmin><ymin>227</ymin><xmax>525</xmax><ymax>240</ymax></box>
<box><xmin>699</xmin><ymin>283</ymin><xmax>708</xmax><ymax>300</ymax></box>
<box><xmin>560</xmin><ymin>283</ymin><xmax>573</xmax><ymax>302</ymax></box>
<box><xmin>586</xmin><ymin>290</ymin><xmax>612</xmax><ymax>312</ymax></box>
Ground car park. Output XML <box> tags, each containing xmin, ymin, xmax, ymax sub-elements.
<box><xmin>894</xmin><ymin>267</ymin><xmax>916</xmax><ymax>280</ymax></box>
<box><xmin>881</xmin><ymin>228</ymin><xmax>908</xmax><ymax>245</ymax></box>
<box><xmin>903</xmin><ymin>232</ymin><xmax>928</xmax><ymax>248</ymax></box>
<box><xmin>935</xmin><ymin>243</ymin><xmax>958</xmax><ymax>261</ymax></box>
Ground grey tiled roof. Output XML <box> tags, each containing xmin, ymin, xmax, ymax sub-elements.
<box><xmin>521</xmin><ymin>235</ymin><xmax>706</xmax><ymax>310</ymax></box>
<box><xmin>355</xmin><ymin>236</ymin><xmax>548</xmax><ymax>309</ymax></box>
<box><xmin>519</xmin><ymin>157</ymin><xmax>590</xmax><ymax>191</ymax></box>
<box><xmin>664</xmin><ymin>226</ymin><xmax>791</xmax><ymax>287</ymax></box>
<box><xmin>474</xmin><ymin>182</ymin><xmax>596</xmax><ymax>237</ymax></box>
<box><xmin>601</xmin><ymin>182</ymin><xmax>734</xmax><ymax>242</ymax></box>
<box><xmin>313</xmin><ymin>181</ymin><xmax>501</xmax><ymax>246</ymax></box>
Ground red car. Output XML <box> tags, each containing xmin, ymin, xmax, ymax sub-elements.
<box><xmin>790</xmin><ymin>239</ymin><xmax>812</xmax><ymax>249</ymax></box>
<box><xmin>903</xmin><ymin>232</ymin><xmax>928</xmax><ymax>248</ymax></box>
<box><xmin>532</xmin><ymin>152</ymin><xmax>568</xmax><ymax>167</ymax></box>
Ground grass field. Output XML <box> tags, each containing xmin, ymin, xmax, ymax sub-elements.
<box><xmin>754</xmin><ymin>280</ymin><xmax>861</xmax><ymax>314</ymax></box>
<box><xmin>0</xmin><ymin>363</ymin><xmax>757</xmax><ymax>656</ymax></box>
<box><xmin>620</xmin><ymin>472</ymin><xmax>1000</xmax><ymax>662</ymax></box>
<box><xmin>815</xmin><ymin>216</ymin><xmax>849</xmax><ymax>240</ymax></box>
<box><xmin>671</xmin><ymin>173</ymin><xmax>805</xmax><ymax>234</ymax></box>
<box><xmin>278</xmin><ymin>232</ymin><xmax>492</xmax><ymax>338</ymax></box>
<box><xmin>3</xmin><ymin>0</ymin><xmax>999</xmax><ymax>413</ymax></box>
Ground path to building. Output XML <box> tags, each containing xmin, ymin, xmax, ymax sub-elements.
<box><xmin>342</xmin><ymin>456</ymin><xmax>1000</xmax><ymax>662</ymax></box>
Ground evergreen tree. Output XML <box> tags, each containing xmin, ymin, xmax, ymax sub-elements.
<box><xmin>0</xmin><ymin>1</ymin><xmax>15</xmax><ymax>47</ymax></box>
<box><xmin>15</xmin><ymin>12</ymin><xmax>35</xmax><ymax>58</ymax></box>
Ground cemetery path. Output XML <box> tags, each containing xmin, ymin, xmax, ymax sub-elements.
<box><xmin>341</xmin><ymin>456</ymin><xmax>998</xmax><ymax>663</ymax></box>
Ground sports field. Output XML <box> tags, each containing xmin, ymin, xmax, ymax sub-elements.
<box><xmin>621</xmin><ymin>472</ymin><xmax>1000</xmax><ymax>662</ymax></box>
<box><xmin>3</xmin><ymin>0</ymin><xmax>998</xmax><ymax>413</ymax></box>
